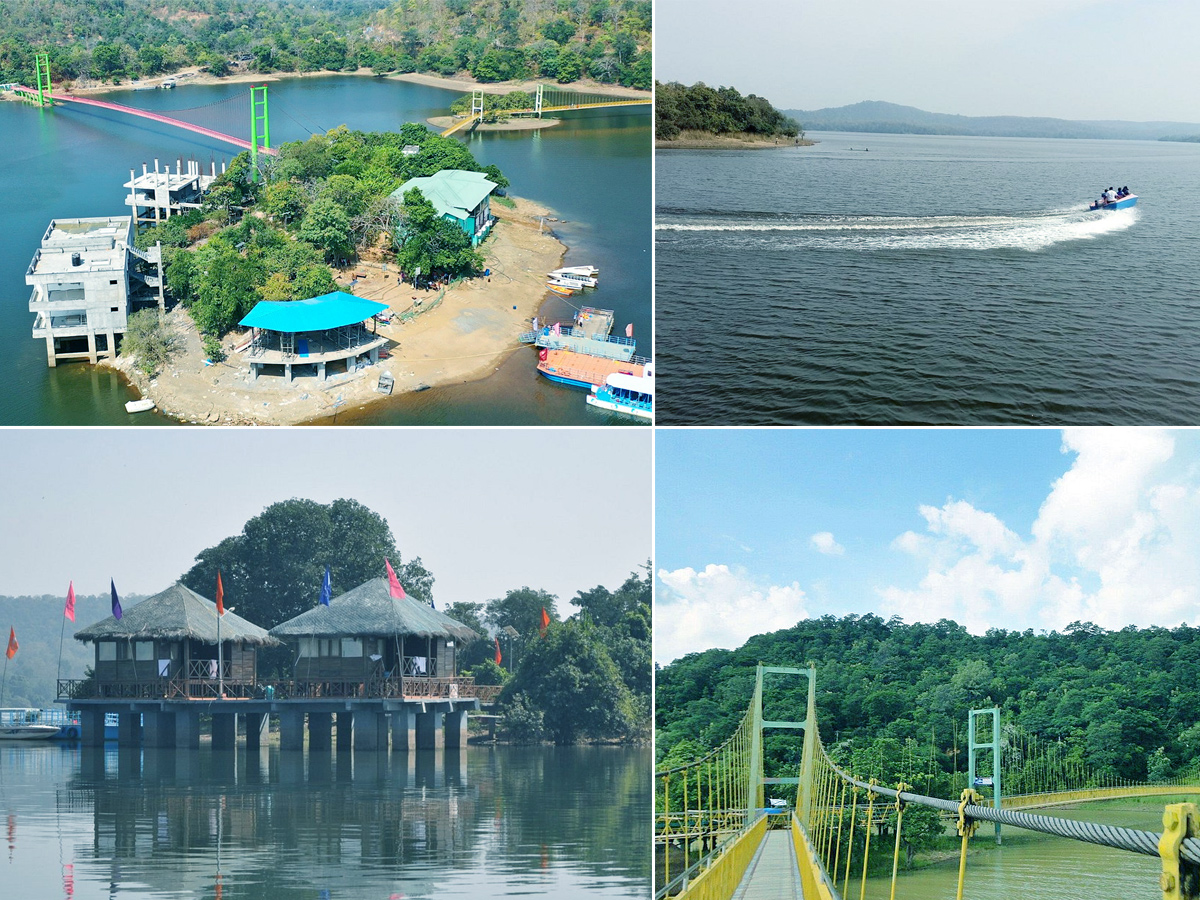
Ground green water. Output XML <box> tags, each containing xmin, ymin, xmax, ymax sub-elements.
<box><xmin>855</xmin><ymin>798</ymin><xmax>1192</xmax><ymax>900</ymax></box>
<box><xmin>0</xmin><ymin>742</ymin><xmax>649</xmax><ymax>898</ymax></box>
<box><xmin>0</xmin><ymin>77</ymin><xmax>650</xmax><ymax>425</ymax></box>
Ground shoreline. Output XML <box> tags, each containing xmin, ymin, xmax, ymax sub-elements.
<box><xmin>656</xmin><ymin>131</ymin><xmax>817</xmax><ymax>150</ymax></box>
<box><xmin>426</xmin><ymin>115</ymin><xmax>562</xmax><ymax>132</ymax></box>
<box><xmin>104</xmin><ymin>195</ymin><xmax>567</xmax><ymax>425</ymax></box>
<box><xmin>10</xmin><ymin>65</ymin><xmax>650</xmax><ymax>102</ymax></box>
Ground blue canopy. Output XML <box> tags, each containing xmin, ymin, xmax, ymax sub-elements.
<box><xmin>239</xmin><ymin>292</ymin><xmax>388</xmax><ymax>333</ymax></box>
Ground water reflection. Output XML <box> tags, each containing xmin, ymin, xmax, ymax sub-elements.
<box><xmin>1</xmin><ymin>743</ymin><xmax>648</xmax><ymax>899</ymax></box>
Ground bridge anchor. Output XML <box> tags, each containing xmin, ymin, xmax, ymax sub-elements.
<box><xmin>1160</xmin><ymin>803</ymin><xmax>1200</xmax><ymax>900</ymax></box>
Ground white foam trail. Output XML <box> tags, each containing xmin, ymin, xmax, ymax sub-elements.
<box><xmin>656</xmin><ymin>208</ymin><xmax>1137</xmax><ymax>251</ymax></box>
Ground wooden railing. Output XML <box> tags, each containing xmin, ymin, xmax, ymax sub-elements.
<box><xmin>59</xmin><ymin>676</ymin><xmax>494</xmax><ymax>702</ymax></box>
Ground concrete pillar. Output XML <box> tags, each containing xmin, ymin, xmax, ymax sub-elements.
<box><xmin>354</xmin><ymin>711</ymin><xmax>387</xmax><ymax>751</ymax></box>
<box><xmin>319</xmin><ymin>361</ymin><xmax>326</xmax><ymax>382</ymax></box>
<box><xmin>87</xmin><ymin>330</ymin><xmax>98</xmax><ymax>364</ymax></box>
<box><xmin>211</xmin><ymin>713</ymin><xmax>237</xmax><ymax>750</ymax></box>
<box><xmin>390</xmin><ymin>708</ymin><xmax>415</xmax><ymax>751</ymax></box>
<box><xmin>445</xmin><ymin>748</ymin><xmax>466</xmax><ymax>786</ymax></box>
<box><xmin>444</xmin><ymin>709</ymin><xmax>469</xmax><ymax>749</ymax></box>
<box><xmin>250</xmin><ymin>363</ymin><xmax>258</xmax><ymax>381</ymax></box>
<box><xmin>279</xmin><ymin>751</ymin><xmax>305</xmax><ymax>784</ymax></box>
<box><xmin>46</xmin><ymin>333</ymin><xmax>57</xmax><ymax>367</ymax></box>
<box><xmin>416</xmin><ymin>710</ymin><xmax>443</xmax><ymax>749</ymax></box>
<box><xmin>244</xmin><ymin>712</ymin><xmax>267</xmax><ymax>751</ymax></box>
<box><xmin>285</xmin><ymin>363</ymin><xmax>292</xmax><ymax>383</ymax></box>
<box><xmin>107</xmin><ymin>328</ymin><xmax>117</xmax><ymax>358</ymax></box>
<box><xmin>118</xmin><ymin>711</ymin><xmax>141</xmax><ymax>748</ymax></box>
<box><xmin>81</xmin><ymin>709</ymin><xmax>106</xmax><ymax>747</ymax></box>
<box><xmin>335</xmin><ymin>712</ymin><xmax>354</xmax><ymax>751</ymax></box>
<box><xmin>279</xmin><ymin>709</ymin><xmax>305</xmax><ymax>751</ymax></box>
<box><xmin>143</xmin><ymin>710</ymin><xmax>176</xmax><ymax>748</ymax></box>
<box><xmin>308</xmin><ymin>711</ymin><xmax>333</xmax><ymax>751</ymax></box>
<box><xmin>175</xmin><ymin>708</ymin><xmax>200</xmax><ymax>750</ymax></box>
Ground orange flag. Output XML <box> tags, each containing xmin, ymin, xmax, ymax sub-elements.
<box><xmin>216</xmin><ymin>570</ymin><xmax>225</xmax><ymax>616</ymax></box>
<box><xmin>494</xmin><ymin>637</ymin><xmax>502</xmax><ymax>665</ymax></box>
<box><xmin>5</xmin><ymin>627</ymin><xmax>16</xmax><ymax>660</ymax></box>
<box><xmin>539</xmin><ymin>607</ymin><xmax>550</xmax><ymax>637</ymax></box>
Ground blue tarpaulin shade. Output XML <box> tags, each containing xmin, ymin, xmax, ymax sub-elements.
<box><xmin>239</xmin><ymin>292</ymin><xmax>389</xmax><ymax>333</ymax></box>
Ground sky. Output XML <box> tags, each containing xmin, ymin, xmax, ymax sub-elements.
<box><xmin>655</xmin><ymin>0</ymin><xmax>1200</xmax><ymax>122</ymax></box>
<box><xmin>655</xmin><ymin>428</ymin><xmax>1200</xmax><ymax>664</ymax></box>
<box><xmin>0</xmin><ymin>428</ymin><xmax>651</xmax><ymax>611</ymax></box>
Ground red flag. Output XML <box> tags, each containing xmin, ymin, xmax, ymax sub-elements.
<box><xmin>385</xmin><ymin>558</ymin><xmax>406</xmax><ymax>599</ymax></box>
<box><xmin>216</xmin><ymin>570</ymin><xmax>225</xmax><ymax>616</ymax></box>
<box><xmin>5</xmin><ymin>627</ymin><xmax>16</xmax><ymax>660</ymax></box>
<box><xmin>540</xmin><ymin>607</ymin><xmax>550</xmax><ymax>637</ymax></box>
<box><xmin>64</xmin><ymin>581</ymin><xmax>76</xmax><ymax>622</ymax></box>
<box><xmin>494</xmin><ymin>637</ymin><xmax>502</xmax><ymax>665</ymax></box>
<box><xmin>625</xmin><ymin>322</ymin><xmax>634</xmax><ymax>339</ymax></box>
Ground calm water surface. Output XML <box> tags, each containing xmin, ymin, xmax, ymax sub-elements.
<box><xmin>0</xmin><ymin>742</ymin><xmax>649</xmax><ymax>899</ymax></box>
<box><xmin>656</xmin><ymin>131</ymin><xmax>1200</xmax><ymax>424</ymax></box>
<box><xmin>0</xmin><ymin>78</ymin><xmax>650</xmax><ymax>425</ymax></box>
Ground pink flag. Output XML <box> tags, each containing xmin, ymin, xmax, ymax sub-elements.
<box><xmin>65</xmin><ymin>581</ymin><xmax>75</xmax><ymax>622</ymax></box>
<box><xmin>625</xmin><ymin>323</ymin><xmax>633</xmax><ymax>338</ymax></box>
<box><xmin>385</xmin><ymin>558</ymin><xmax>407</xmax><ymax>599</ymax></box>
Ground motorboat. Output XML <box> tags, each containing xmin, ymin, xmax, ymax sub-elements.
<box><xmin>125</xmin><ymin>398</ymin><xmax>156</xmax><ymax>413</ymax></box>
<box><xmin>549</xmin><ymin>271</ymin><xmax>597</xmax><ymax>289</ymax></box>
<box><xmin>1088</xmin><ymin>190</ymin><xmax>1137</xmax><ymax>211</ymax></box>
<box><xmin>586</xmin><ymin>365</ymin><xmax>653</xmax><ymax>419</ymax></box>
<box><xmin>0</xmin><ymin>708</ymin><xmax>61</xmax><ymax>740</ymax></box>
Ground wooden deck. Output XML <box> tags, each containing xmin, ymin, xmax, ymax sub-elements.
<box><xmin>537</xmin><ymin>348</ymin><xmax>646</xmax><ymax>388</ymax></box>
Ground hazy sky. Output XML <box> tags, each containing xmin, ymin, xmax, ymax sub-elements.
<box><xmin>0</xmin><ymin>429</ymin><xmax>650</xmax><ymax>611</ymax></box>
<box><xmin>656</xmin><ymin>0</ymin><xmax>1200</xmax><ymax>122</ymax></box>
<box><xmin>656</xmin><ymin>428</ymin><xmax>1200</xmax><ymax>664</ymax></box>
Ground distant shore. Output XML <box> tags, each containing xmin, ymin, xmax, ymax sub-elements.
<box><xmin>656</xmin><ymin>130</ymin><xmax>816</xmax><ymax>150</ymax></box>
<box><xmin>105</xmin><ymin>196</ymin><xmax>566</xmax><ymax>425</ymax></box>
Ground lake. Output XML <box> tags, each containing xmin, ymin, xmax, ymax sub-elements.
<box><xmin>0</xmin><ymin>77</ymin><xmax>650</xmax><ymax>426</ymax></box>
<box><xmin>0</xmin><ymin>741</ymin><xmax>649</xmax><ymax>899</ymax></box>
<box><xmin>655</xmin><ymin>131</ymin><xmax>1200</xmax><ymax>424</ymax></box>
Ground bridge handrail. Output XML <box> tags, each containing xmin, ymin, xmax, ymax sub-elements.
<box><xmin>655</xmin><ymin>812</ymin><xmax>767</xmax><ymax>900</ymax></box>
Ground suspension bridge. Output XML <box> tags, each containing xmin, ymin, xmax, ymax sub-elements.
<box><xmin>656</xmin><ymin>664</ymin><xmax>1200</xmax><ymax>900</ymax></box>
<box><xmin>439</xmin><ymin>84</ymin><xmax>652</xmax><ymax>136</ymax></box>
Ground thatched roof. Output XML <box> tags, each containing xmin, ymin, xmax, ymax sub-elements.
<box><xmin>74</xmin><ymin>582</ymin><xmax>279</xmax><ymax>646</ymax></box>
<box><xmin>269</xmin><ymin>577</ymin><xmax>479</xmax><ymax>642</ymax></box>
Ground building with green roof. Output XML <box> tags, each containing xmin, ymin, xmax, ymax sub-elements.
<box><xmin>391</xmin><ymin>169</ymin><xmax>498</xmax><ymax>246</ymax></box>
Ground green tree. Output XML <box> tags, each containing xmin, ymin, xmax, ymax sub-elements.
<box><xmin>485</xmin><ymin>586</ymin><xmax>558</xmax><ymax>638</ymax></box>
<box><xmin>181</xmin><ymin>498</ymin><xmax>434</xmax><ymax>634</ymax></box>
<box><xmin>262</xmin><ymin>180</ymin><xmax>309</xmax><ymax>225</ymax></box>
<box><xmin>119</xmin><ymin>309</ymin><xmax>179</xmax><ymax>375</ymax></box>
<box><xmin>503</xmin><ymin>619</ymin><xmax>636</xmax><ymax>744</ymax></box>
<box><xmin>298</xmin><ymin>197</ymin><xmax>353</xmax><ymax>263</ymax></box>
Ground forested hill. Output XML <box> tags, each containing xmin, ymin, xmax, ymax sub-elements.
<box><xmin>0</xmin><ymin>0</ymin><xmax>650</xmax><ymax>90</ymax></box>
<box><xmin>657</xmin><ymin>614</ymin><xmax>1200</xmax><ymax>785</ymax></box>
<box><xmin>787</xmin><ymin>99</ymin><xmax>1200</xmax><ymax>141</ymax></box>
<box><xmin>655</xmin><ymin>80</ymin><xmax>801</xmax><ymax>141</ymax></box>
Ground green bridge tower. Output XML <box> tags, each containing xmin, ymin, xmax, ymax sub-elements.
<box><xmin>968</xmin><ymin>706</ymin><xmax>1003</xmax><ymax>844</ymax></box>
<box><xmin>250</xmin><ymin>84</ymin><xmax>270</xmax><ymax>181</ymax></box>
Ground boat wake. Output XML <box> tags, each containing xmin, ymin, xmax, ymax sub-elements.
<box><xmin>655</xmin><ymin>207</ymin><xmax>1137</xmax><ymax>252</ymax></box>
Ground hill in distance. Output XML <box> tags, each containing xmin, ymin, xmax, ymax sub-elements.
<box><xmin>785</xmin><ymin>100</ymin><xmax>1200</xmax><ymax>142</ymax></box>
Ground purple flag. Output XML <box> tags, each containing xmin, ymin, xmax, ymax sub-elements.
<box><xmin>111</xmin><ymin>578</ymin><xmax>122</xmax><ymax>620</ymax></box>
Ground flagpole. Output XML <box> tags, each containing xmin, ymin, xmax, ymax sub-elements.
<box><xmin>218</xmin><ymin>605</ymin><xmax>223</xmax><ymax>699</ymax></box>
<box><xmin>55</xmin><ymin>615</ymin><xmax>66</xmax><ymax>692</ymax></box>
<box><xmin>1</xmin><ymin>653</ymin><xmax>8</xmax><ymax>708</ymax></box>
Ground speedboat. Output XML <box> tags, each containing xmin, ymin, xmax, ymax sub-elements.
<box><xmin>548</xmin><ymin>273</ymin><xmax>597</xmax><ymax>289</ymax></box>
<box><xmin>586</xmin><ymin>365</ymin><xmax>653</xmax><ymax>419</ymax></box>
<box><xmin>1088</xmin><ymin>191</ymin><xmax>1137</xmax><ymax>211</ymax></box>
<box><xmin>555</xmin><ymin>265</ymin><xmax>599</xmax><ymax>277</ymax></box>
<box><xmin>0</xmin><ymin>708</ymin><xmax>61</xmax><ymax>740</ymax></box>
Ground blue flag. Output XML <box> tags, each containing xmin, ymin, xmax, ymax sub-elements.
<box><xmin>110</xmin><ymin>578</ymin><xmax>122</xmax><ymax>620</ymax></box>
<box><xmin>319</xmin><ymin>566</ymin><xmax>332</xmax><ymax>606</ymax></box>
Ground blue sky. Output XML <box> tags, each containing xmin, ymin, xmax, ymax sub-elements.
<box><xmin>656</xmin><ymin>0</ymin><xmax>1200</xmax><ymax>122</ymax></box>
<box><xmin>656</xmin><ymin>428</ymin><xmax>1200</xmax><ymax>663</ymax></box>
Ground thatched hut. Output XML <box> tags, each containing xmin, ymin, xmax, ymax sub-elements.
<box><xmin>73</xmin><ymin>582</ymin><xmax>278</xmax><ymax>698</ymax></box>
<box><xmin>270</xmin><ymin>577</ymin><xmax>479</xmax><ymax>694</ymax></box>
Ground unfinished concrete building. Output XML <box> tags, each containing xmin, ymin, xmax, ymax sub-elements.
<box><xmin>125</xmin><ymin>157</ymin><xmax>221</xmax><ymax>228</ymax></box>
<box><xmin>25</xmin><ymin>216</ymin><xmax>134</xmax><ymax>366</ymax></box>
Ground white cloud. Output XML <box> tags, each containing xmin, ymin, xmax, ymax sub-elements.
<box><xmin>655</xmin><ymin>564</ymin><xmax>807</xmax><ymax>664</ymax></box>
<box><xmin>810</xmin><ymin>532</ymin><xmax>845</xmax><ymax>556</ymax></box>
<box><xmin>880</xmin><ymin>427</ymin><xmax>1200</xmax><ymax>633</ymax></box>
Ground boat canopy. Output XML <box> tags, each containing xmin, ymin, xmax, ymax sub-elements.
<box><xmin>240</xmin><ymin>292</ymin><xmax>388</xmax><ymax>333</ymax></box>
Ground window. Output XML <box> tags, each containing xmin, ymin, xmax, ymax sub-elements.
<box><xmin>321</xmin><ymin>639</ymin><xmax>341</xmax><ymax>657</ymax></box>
<box><xmin>98</xmin><ymin>643</ymin><xmax>116</xmax><ymax>661</ymax></box>
<box><xmin>298</xmin><ymin>637</ymin><xmax>316</xmax><ymax>658</ymax></box>
<box><xmin>341</xmin><ymin>638</ymin><xmax>363</xmax><ymax>657</ymax></box>
<box><xmin>135</xmin><ymin>641</ymin><xmax>153</xmax><ymax>660</ymax></box>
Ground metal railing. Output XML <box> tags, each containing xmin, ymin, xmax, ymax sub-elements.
<box><xmin>58</xmin><ymin>674</ymin><xmax>488</xmax><ymax>703</ymax></box>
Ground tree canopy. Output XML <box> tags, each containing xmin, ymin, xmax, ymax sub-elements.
<box><xmin>654</xmin><ymin>80</ymin><xmax>801</xmax><ymax>141</ymax></box>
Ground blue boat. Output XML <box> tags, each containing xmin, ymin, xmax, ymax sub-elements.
<box><xmin>586</xmin><ymin>366</ymin><xmax>654</xmax><ymax>420</ymax></box>
<box><xmin>1088</xmin><ymin>191</ymin><xmax>1136</xmax><ymax>211</ymax></box>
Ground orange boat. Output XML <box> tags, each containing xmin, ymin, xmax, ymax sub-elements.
<box><xmin>536</xmin><ymin>348</ymin><xmax>646</xmax><ymax>389</ymax></box>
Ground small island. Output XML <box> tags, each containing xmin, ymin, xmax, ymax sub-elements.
<box><xmin>655</xmin><ymin>80</ymin><xmax>811</xmax><ymax>149</ymax></box>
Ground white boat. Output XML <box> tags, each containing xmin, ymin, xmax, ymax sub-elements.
<box><xmin>125</xmin><ymin>398</ymin><xmax>156</xmax><ymax>413</ymax></box>
<box><xmin>0</xmin><ymin>708</ymin><xmax>61</xmax><ymax>740</ymax></box>
<box><xmin>586</xmin><ymin>364</ymin><xmax>653</xmax><ymax>420</ymax></box>
<box><xmin>555</xmin><ymin>265</ymin><xmax>599</xmax><ymax>277</ymax></box>
<box><xmin>549</xmin><ymin>268</ymin><xmax>599</xmax><ymax>287</ymax></box>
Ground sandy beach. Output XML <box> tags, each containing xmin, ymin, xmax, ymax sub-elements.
<box><xmin>426</xmin><ymin>115</ymin><xmax>562</xmax><ymax>132</ymax></box>
<box><xmin>106</xmin><ymin>196</ymin><xmax>566</xmax><ymax>425</ymax></box>
<box><xmin>657</xmin><ymin>131</ymin><xmax>817</xmax><ymax>150</ymax></box>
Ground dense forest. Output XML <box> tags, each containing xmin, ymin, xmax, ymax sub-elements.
<box><xmin>122</xmin><ymin>122</ymin><xmax>504</xmax><ymax>370</ymax></box>
<box><xmin>657</xmin><ymin>614</ymin><xmax>1200</xmax><ymax>792</ymax></box>
<box><xmin>654</xmin><ymin>80</ymin><xmax>801</xmax><ymax>141</ymax></box>
<box><xmin>0</xmin><ymin>0</ymin><xmax>650</xmax><ymax>89</ymax></box>
<box><xmin>0</xmin><ymin>499</ymin><xmax>650</xmax><ymax>745</ymax></box>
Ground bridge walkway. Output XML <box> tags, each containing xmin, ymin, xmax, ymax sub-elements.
<box><xmin>732</xmin><ymin>829</ymin><xmax>800</xmax><ymax>900</ymax></box>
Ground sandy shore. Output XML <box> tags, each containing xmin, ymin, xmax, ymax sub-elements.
<box><xmin>657</xmin><ymin>131</ymin><xmax>817</xmax><ymax>150</ymax></box>
<box><xmin>107</xmin><ymin>196</ymin><xmax>565</xmax><ymax>425</ymax></box>
<box><xmin>426</xmin><ymin>115</ymin><xmax>562</xmax><ymax>132</ymax></box>
<box><xmin>30</xmin><ymin>65</ymin><xmax>650</xmax><ymax>102</ymax></box>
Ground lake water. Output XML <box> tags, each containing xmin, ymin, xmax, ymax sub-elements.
<box><xmin>655</xmin><ymin>131</ymin><xmax>1200</xmax><ymax>424</ymax></box>
<box><xmin>0</xmin><ymin>742</ymin><xmax>649</xmax><ymax>899</ymax></box>
<box><xmin>0</xmin><ymin>78</ymin><xmax>650</xmax><ymax>426</ymax></box>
